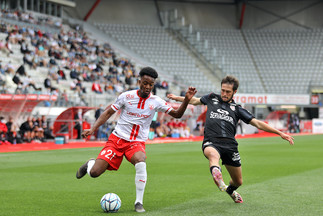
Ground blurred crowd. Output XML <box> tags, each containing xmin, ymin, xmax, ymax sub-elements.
<box><xmin>0</xmin><ymin>115</ymin><xmax>54</xmax><ymax>144</ymax></box>
<box><xmin>153</xmin><ymin>118</ymin><xmax>191</xmax><ymax>138</ymax></box>
<box><xmin>0</xmin><ymin>9</ymin><xmax>170</xmax><ymax>105</ymax></box>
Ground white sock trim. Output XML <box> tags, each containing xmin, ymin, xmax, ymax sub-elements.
<box><xmin>87</xmin><ymin>159</ymin><xmax>95</xmax><ymax>177</ymax></box>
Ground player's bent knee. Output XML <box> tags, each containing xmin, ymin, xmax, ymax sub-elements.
<box><xmin>90</xmin><ymin>169</ymin><xmax>103</xmax><ymax>178</ymax></box>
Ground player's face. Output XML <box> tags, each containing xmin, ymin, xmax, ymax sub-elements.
<box><xmin>221</xmin><ymin>83</ymin><xmax>236</xmax><ymax>102</ymax></box>
<box><xmin>138</xmin><ymin>75</ymin><xmax>155</xmax><ymax>98</ymax></box>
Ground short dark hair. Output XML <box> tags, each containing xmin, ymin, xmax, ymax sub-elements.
<box><xmin>221</xmin><ymin>75</ymin><xmax>239</xmax><ymax>91</ymax></box>
<box><xmin>139</xmin><ymin>67</ymin><xmax>158</xmax><ymax>79</ymax></box>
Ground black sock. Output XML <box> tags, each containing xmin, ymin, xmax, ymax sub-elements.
<box><xmin>226</xmin><ymin>184</ymin><xmax>239</xmax><ymax>195</ymax></box>
<box><xmin>210</xmin><ymin>166</ymin><xmax>221</xmax><ymax>174</ymax></box>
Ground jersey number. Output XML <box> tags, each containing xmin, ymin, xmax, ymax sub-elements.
<box><xmin>105</xmin><ymin>150</ymin><xmax>116</xmax><ymax>160</ymax></box>
<box><xmin>130</xmin><ymin>124</ymin><xmax>140</xmax><ymax>140</ymax></box>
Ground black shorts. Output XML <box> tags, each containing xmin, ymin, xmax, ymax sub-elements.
<box><xmin>202</xmin><ymin>138</ymin><xmax>241</xmax><ymax>167</ymax></box>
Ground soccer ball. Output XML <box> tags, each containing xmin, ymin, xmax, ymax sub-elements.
<box><xmin>100</xmin><ymin>193</ymin><xmax>121</xmax><ymax>213</ymax></box>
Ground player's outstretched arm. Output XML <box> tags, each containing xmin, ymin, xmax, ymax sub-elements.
<box><xmin>82</xmin><ymin>107</ymin><xmax>116</xmax><ymax>138</ymax></box>
<box><xmin>250</xmin><ymin>118</ymin><xmax>294</xmax><ymax>145</ymax></box>
<box><xmin>168</xmin><ymin>87</ymin><xmax>197</xmax><ymax>118</ymax></box>
<box><xmin>167</xmin><ymin>92</ymin><xmax>202</xmax><ymax>105</ymax></box>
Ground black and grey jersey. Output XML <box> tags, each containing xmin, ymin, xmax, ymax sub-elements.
<box><xmin>200</xmin><ymin>93</ymin><xmax>254</xmax><ymax>142</ymax></box>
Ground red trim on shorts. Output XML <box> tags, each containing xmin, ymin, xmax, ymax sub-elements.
<box><xmin>112</xmin><ymin>105</ymin><xmax>118</xmax><ymax>110</ymax></box>
<box><xmin>165</xmin><ymin>107</ymin><xmax>171</xmax><ymax>113</ymax></box>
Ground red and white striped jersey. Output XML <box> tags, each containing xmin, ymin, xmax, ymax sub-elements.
<box><xmin>111</xmin><ymin>89</ymin><xmax>173</xmax><ymax>142</ymax></box>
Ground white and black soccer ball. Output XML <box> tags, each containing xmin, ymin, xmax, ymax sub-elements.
<box><xmin>100</xmin><ymin>193</ymin><xmax>121</xmax><ymax>213</ymax></box>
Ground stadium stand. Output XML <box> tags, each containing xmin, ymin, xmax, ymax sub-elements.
<box><xmin>244</xmin><ymin>29</ymin><xmax>323</xmax><ymax>94</ymax></box>
<box><xmin>191</xmin><ymin>28</ymin><xmax>265</xmax><ymax>93</ymax></box>
<box><xmin>172</xmin><ymin>25</ymin><xmax>323</xmax><ymax>94</ymax></box>
<box><xmin>95</xmin><ymin>23</ymin><xmax>218</xmax><ymax>95</ymax></box>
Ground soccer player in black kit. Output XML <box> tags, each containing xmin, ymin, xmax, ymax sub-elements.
<box><xmin>167</xmin><ymin>75</ymin><xmax>294</xmax><ymax>203</ymax></box>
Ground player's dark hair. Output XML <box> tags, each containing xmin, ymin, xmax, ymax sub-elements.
<box><xmin>139</xmin><ymin>67</ymin><xmax>158</xmax><ymax>79</ymax></box>
<box><xmin>221</xmin><ymin>75</ymin><xmax>239</xmax><ymax>91</ymax></box>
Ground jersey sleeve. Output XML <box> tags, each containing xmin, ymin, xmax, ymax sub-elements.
<box><xmin>155</xmin><ymin>97</ymin><xmax>173</xmax><ymax>113</ymax></box>
<box><xmin>237</xmin><ymin>106</ymin><xmax>255</xmax><ymax>124</ymax></box>
<box><xmin>111</xmin><ymin>93</ymin><xmax>126</xmax><ymax>111</ymax></box>
<box><xmin>200</xmin><ymin>94</ymin><xmax>210</xmax><ymax>105</ymax></box>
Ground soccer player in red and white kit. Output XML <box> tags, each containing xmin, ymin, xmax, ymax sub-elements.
<box><xmin>76</xmin><ymin>67</ymin><xmax>197</xmax><ymax>213</ymax></box>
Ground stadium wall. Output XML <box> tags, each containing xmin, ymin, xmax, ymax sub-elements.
<box><xmin>64</xmin><ymin>0</ymin><xmax>323</xmax><ymax>29</ymax></box>
<box><xmin>243</xmin><ymin>0</ymin><xmax>323</xmax><ymax>29</ymax></box>
<box><xmin>64</xmin><ymin>0</ymin><xmax>160</xmax><ymax>25</ymax></box>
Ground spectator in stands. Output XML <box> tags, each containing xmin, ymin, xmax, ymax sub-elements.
<box><xmin>44</xmin><ymin>75</ymin><xmax>56</xmax><ymax>92</ymax></box>
<box><xmin>16</xmin><ymin>64</ymin><xmax>26</xmax><ymax>76</ymax></box>
<box><xmin>38</xmin><ymin>115</ymin><xmax>54</xmax><ymax>140</ymax></box>
<box><xmin>48</xmin><ymin>64</ymin><xmax>59</xmax><ymax>81</ymax></box>
<box><xmin>161</xmin><ymin>80</ymin><xmax>169</xmax><ymax>90</ymax></box>
<box><xmin>5</xmin><ymin>61</ymin><xmax>15</xmax><ymax>74</ymax></box>
<box><xmin>70</xmin><ymin>79</ymin><xmax>77</xmax><ymax>91</ymax></box>
<box><xmin>57</xmin><ymin>89</ymin><xmax>68</xmax><ymax>106</ymax></box>
<box><xmin>92</xmin><ymin>80</ymin><xmax>103</xmax><ymax>94</ymax></box>
<box><xmin>113</xmin><ymin>80</ymin><xmax>124</xmax><ymax>94</ymax></box>
<box><xmin>156</xmin><ymin>119</ymin><xmax>171</xmax><ymax>138</ymax></box>
<box><xmin>0</xmin><ymin>39</ymin><xmax>11</xmax><ymax>56</ymax></box>
<box><xmin>23</xmin><ymin>75</ymin><xmax>41</xmax><ymax>92</ymax></box>
<box><xmin>0</xmin><ymin>116</ymin><xmax>8</xmax><ymax>143</ymax></box>
<box><xmin>95</xmin><ymin>105</ymin><xmax>104</xmax><ymax>140</ymax></box>
<box><xmin>74</xmin><ymin>108</ymin><xmax>83</xmax><ymax>139</ymax></box>
<box><xmin>179</xmin><ymin>119</ymin><xmax>190</xmax><ymax>138</ymax></box>
<box><xmin>103</xmin><ymin>81</ymin><xmax>114</xmax><ymax>94</ymax></box>
<box><xmin>6</xmin><ymin>116</ymin><xmax>20</xmax><ymax>144</ymax></box>
<box><xmin>32</xmin><ymin>125</ymin><xmax>44</xmax><ymax>142</ymax></box>
<box><xmin>76</xmin><ymin>79</ymin><xmax>86</xmax><ymax>93</ymax></box>
<box><xmin>57</xmin><ymin>68</ymin><xmax>66</xmax><ymax>80</ymax></box>
<box><xmin>5</xmin><ymin>40</ymin><xmax>13</xmax><ymax>55</ymax></box>
<box><xmin>180</xmin><ymin>88</ymin><xmax>186</xmax><ymax>97</ymax></box>
<box><xmin>12</xmin><ymin>73</ymin><xmax>23</xmax><ymax>93</ymax></box>
<box><xmin>20</xmin><ymin>39</ymin><xmax>29</xmax><ymax>54</ymax></box>
<box><xmin>19</xmin><ymin>117</ymin><xmax>34</xmax><ymax>142</ymax></box>
<box><xmin>23</xmin><ymin>52</ymin><xmax>35</xmax><ymax>69</ymax></box>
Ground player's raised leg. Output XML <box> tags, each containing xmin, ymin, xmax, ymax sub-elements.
<box><xmin>131</xmin><ymin>151</ymin><xmax>147</xmax><ymax>213</ymax></box>
<box><xmin>204</xmin><ymin>146</ymin><xmax>228</xmax><ymax>192</ymax></box>
<box><xmin>225</xmin><ymin>165</ymin><xmax>243</xmax><ymax>203</ymax></box>
<box><xmin>76</xmin><ymin>159</ymin><xmax>109</xmax><ymax>179</ymax></box>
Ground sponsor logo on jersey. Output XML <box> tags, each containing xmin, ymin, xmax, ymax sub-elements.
<box><xmin>127</xmin><ymin>111</ymin><xmax>151</xmax><ymax>118</ymax></box>
<box><xmin>212</xmin><ymin>98</ymin><xmax>219</xmax><ymax>104</ymax></box>
<box><xmin>210</xmin><ymin>110</ymin><xmax>234</xmax><ymax>125</ymax></box>
<box><xmin>128</xmin><ymin>102</ymin><xmax>132</xmax><ymax>105</ymax></box>
<box><xmin>149</xmin><ymin>104</ymin><xmax>154</xmax><ymax>110</ymax></box>
<box><xmin>126</xmin><ymin>94</ymin><xmax>134</xmax><ymax>99</ymax></box>
<box><xmin>217</xmin><ymin>109</ymin><xmax>229</xmax><ymax>115</ymax></box>
<box><xmin>101</xmin><ymin>150</ymin><xmax>106</xmax><ymax>155</ymax></box>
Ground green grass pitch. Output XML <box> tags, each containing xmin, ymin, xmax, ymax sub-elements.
<box><xmin>0</xmin><ymin>134</ymin><xmax>323</xmax><ymax>216</ymax></box>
